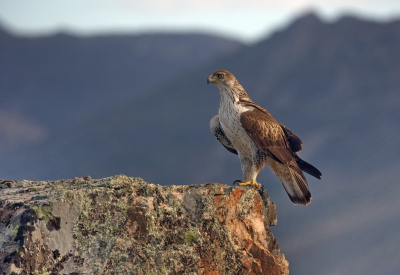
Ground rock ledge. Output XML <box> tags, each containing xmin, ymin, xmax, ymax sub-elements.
<box><xmin>0</xmin><ymin>175</ymin><xmax>288</xmax><ymax>274</ymax></box>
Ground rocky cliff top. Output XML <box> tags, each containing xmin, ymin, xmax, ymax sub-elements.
<box><xmin>0</xmin><ymin>175</ymin><xmax>288</xmax><ymax>274</ymax></box>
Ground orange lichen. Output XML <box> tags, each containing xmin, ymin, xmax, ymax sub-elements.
<box><xmin>228</xmin><ymin>188</ymin><xmax>244</xmax><ymax>205</ymax></box>
<box><xmin>213</xmin><ymin>187</ymin><xmax>243</xmax><ymax>210</ymax></box>
<box><xmin>253</xmin><ymin>194</ymin><xmax>264</xmax><ymax>219</ymax></box>
<box><xmin>199</xmin><ymin>257</ymin><xmax>223</xmax><ymax>275</ymax></box>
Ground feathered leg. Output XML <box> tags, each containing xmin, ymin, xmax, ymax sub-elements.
<box><xmin>238</xmin><ymin>153</ymin><xmax>261</xmax><ymax>188</ymax></box>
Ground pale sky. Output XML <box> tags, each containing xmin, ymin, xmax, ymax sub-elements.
<box><xmin>0</xmin><ymin>0</ymin><xmax>399</xmax><ymax>43</ymax></box>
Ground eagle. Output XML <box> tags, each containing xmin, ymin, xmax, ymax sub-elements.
<box><xmin>207</xmin><ymin>70</ymin><xmax>321</xmax><ymax>205</ymax></box>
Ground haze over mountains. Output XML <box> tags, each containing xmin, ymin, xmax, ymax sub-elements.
<box><xmin>1</xmin><ymin>13</ymin><xmax>400</xmax><ymax>275</ymax></box>
<box><xmin>0</xmin><ymin>29</ymin><xmax>243</xmax><ymax>152</ymax></box>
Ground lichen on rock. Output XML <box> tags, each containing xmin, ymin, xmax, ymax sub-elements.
<box><xmin>0</xmin><ymin>175</ymin><xmax>288</xmax><ymax>275</ymax></box>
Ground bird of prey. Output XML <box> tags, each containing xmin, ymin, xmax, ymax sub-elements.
<box><xmin>207</xmin><ymin>70</ymin><xmax>321</xmax><ymax>205</ymax></box>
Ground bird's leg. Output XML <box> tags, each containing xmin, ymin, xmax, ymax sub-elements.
<box><xmin>238</xmin><ymin>153</ymin><xmax>262</xmax><ymax>188</ymax></box>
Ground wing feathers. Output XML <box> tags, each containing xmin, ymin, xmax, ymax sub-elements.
<box><xmin>240</xmin><ymin>109</ymin><xmax>300</xmax><ymax>172</ymax></box>
<box><xmin>294</xmin><ymin>154</ymin><xmax>322</xmax><ymax>179</ymax></box>
<box><xmin>240</xmin><ymin>106</ymin><xmax>316</xmax><ymax>205</ymax></box>
<box><xmin>280</xmin><ymin>123</ymin><xmax>303</xmax><ymax>152</ymax></box>
<box><xmin>210</xmin><ymin>115</ymin><xmax>238</xmax><ymax>155</ymax></box>
<box><xmin>280</xmin><ymin>124</ymin><xmax>322</xmax><ymax>179</ymax></box>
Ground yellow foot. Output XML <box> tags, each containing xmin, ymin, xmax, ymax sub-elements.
<box><xmin>238</xmin><ymin>180</ymin><xmax>262</xmax><ymax>189</ymax></box>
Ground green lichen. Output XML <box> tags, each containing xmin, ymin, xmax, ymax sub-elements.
<box><xmin>31</xmin><ymin>205</ymin><xmax>53</xmax><ymax>222</ymax></box>
<box><xmin>184</xmin><ymin>231</ymin><xmax>197</xmax><ymax>245</ymax></box>
<box><xmin>68</xmin><ymin>177</ymin><xmax>140</xmax><ymax>273</ymax></box>
<box><xmin>17</xmin><ymin>247</ymin><xmax>25</xmax><ymax>255</ymax></box>
<box><xmin>241</xmin><ymin>188</ymin><xmax>255</xmax><ymax>207</ymax></box>
<box><xmin>13</xmin><ymin>225</ymin><xmax>19</xmax><ymax>239</ymax></box>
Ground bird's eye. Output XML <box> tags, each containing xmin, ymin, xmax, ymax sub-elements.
<box><xmin>218</xmin><ymin>74</ymin><xmax>224</xmax><ymax>79</ymax></box>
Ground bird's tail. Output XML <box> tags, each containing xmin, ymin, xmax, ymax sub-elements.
<box><xmin>287</xmin><ymin>168</ymin><xmax>312</xmax><ymax>205</ymax></box>
<box><xmin>269</xmin><ymin>159</ymin><xmax>312</xmax><ymax>205</ymax></box>
<box><xmin>294</xmin><ymin>154</ymin><xmax>322</xmax><ymax>179</ymax></box>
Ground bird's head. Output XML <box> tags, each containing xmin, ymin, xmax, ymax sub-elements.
<box><xmin>207</xmin><ymin>70</ymin><xmax>237</xmax><ymax>88</ymax></box>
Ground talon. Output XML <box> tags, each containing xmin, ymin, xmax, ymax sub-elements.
<box><xmin>233</xmin><ymin>180</ymin><xmax>241</xmax><ymax>186</ymax></box>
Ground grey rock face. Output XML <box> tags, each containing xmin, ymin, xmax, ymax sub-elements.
<box><xmin>0</xmin><ymin>175</ymin><xmax>288</xmax><ymax>274</ymax></box>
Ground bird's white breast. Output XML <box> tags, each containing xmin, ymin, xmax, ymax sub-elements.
<box><xmin>218</xmin><ymin>89</ymin><xmax>255</xmax><ymax>158</ymax></box>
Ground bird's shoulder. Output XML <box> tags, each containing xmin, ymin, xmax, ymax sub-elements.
<box><xmin>239</xmin><ymin>103</ymin><xmax>299</xmax><ymax>167</ymax></box>
<box><xmin>238</xmin><ymin>101</ymin><xmax>284</xmax><ymax>141</ymax></box>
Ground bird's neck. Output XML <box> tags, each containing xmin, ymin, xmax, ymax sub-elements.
<box><xmin>218</xmin><ymin>85</ymin><xmax>252</xmax><ymax>105</ymax></box>
<box><xmin>219</xmin><ymin>86</ymin><xmax>236</xmax><ymax>104</ymax></box>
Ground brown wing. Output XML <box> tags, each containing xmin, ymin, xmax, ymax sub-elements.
<box><xmin>280</xmin><ymin>123</ymin><xmax>322</xmax><ymax>179</ymax></box>
<box><xmin>280</xmin><ymin>123</ymin><xmax>302</xmax><ymax>152</ymax></box>
<box><xmin>240</xmin><ymin>103</ymin><xmax>315</xmax><ymax>205</ymax></box>
<box><xmin>239</xmin><ymin>99</ymin><xmax>303</xmax><ymax>154</ymax></box>
<box><xmin>239</xmin><ymin>107</ymin><xmax>302</xmax><ymax>175</ymax></box>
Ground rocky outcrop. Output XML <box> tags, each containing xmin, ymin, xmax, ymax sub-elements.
<box><xmin>0</xmin><ymin>175</ymin><xmax>288</xmax><ymax>275</ymax></box>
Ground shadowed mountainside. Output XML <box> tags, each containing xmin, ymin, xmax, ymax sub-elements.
<box><xmin>0</xmin><ymin>30</ymin><xmax>243</xmax><ymax>152</ymax></box>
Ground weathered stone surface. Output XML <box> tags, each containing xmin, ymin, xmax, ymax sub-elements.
<box><xmin>0</xmin><ymin>175</ymin><xmax>288</xmax><ymax>275</ymax></box>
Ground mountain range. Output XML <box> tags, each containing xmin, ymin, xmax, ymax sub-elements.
<box><xmin>1</xmin><ymin>13</ymin><xmax>400</xmax><ymax>275</ymax></box>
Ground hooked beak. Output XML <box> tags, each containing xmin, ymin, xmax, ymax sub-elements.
<box><xmin>207</xmin><ymin>75</ymin><xmax>215</xmax><ymax>84</ymax></box>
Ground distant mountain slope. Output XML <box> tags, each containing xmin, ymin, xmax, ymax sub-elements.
<box><xmin>0</xmin><ymin>28</ymin><xmax>243</xmax><ymax>152</ymax></box>
<box><xmin>1</xmin><ymin>13</ymin><xmax>400</xmax><ymax>275</ymax></box>
<box><xmin>0</xmin><ymin>28</ymin><xmax>243</xmax><ymax>129</ymax></box>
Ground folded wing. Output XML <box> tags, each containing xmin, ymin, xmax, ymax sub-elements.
<box><xmin>239</xmin><ymin>106</ymin><xmax>312</xmax><ymax>205</ymax></box>
<box><xmin>210</xmin><ymin>115</ymin><xmax>238</xmax><ymax>155</ymax></box>
<box><xmin>280</xmin><ymin>123</ymin><xmax>322</xmax><ymax>179</ymax></box>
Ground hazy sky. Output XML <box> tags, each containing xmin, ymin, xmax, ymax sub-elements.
<box><xmin>0</xmin><ymin>0</ymin><xmax>399</xmax><ymax>43</ymax></box>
